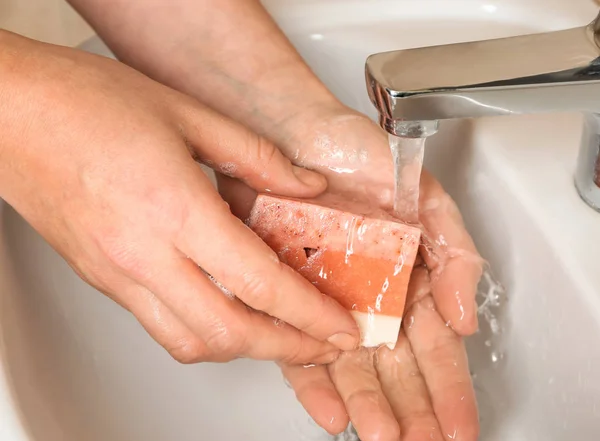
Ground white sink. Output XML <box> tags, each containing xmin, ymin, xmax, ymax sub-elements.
<box><xmin>2</xmin><ymin>0</ymin><xmax>600</xmax><ymax>440</ymax></box>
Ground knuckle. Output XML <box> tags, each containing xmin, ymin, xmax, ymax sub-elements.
<box><xmin>142</xmin><ymin>184</ymin><xmax>193</xmax><ymax>235</ymax></box>
<box><xmin>345</xmin><ymin>389</ymin><xmax>381</xmax><ymax>409</ymax></box>
<box><xmin>100</xmin><ymin>238</ymin><xmax>150</xmax><ymax>280</ymax></box>
<box><xmin>252</xmin><ymin>135</ymin><xmax>278</xmax><ymax>168</ymax></box>
<box><xmin>423</xmin><ymin>333</ymin><xmax>461</xmax><ymax>368</ymax></box>
<box><xmin>280</xmin><ymin>331</ymin><xmax>304</xmax><ymax>365</ymax></box>
<box><xmin>238</xmin><ymin>269</ymin><xmax>277</xmax><ymax>311</ymax></box>
<box><xmin>71</xmin><ymin>258</ymin><xmax>121</xmax><ymax>293</ymax></box>
<box><xmin>167</xmin><ymin>337</ymin><xmax>209</xmax><ymax>364</ymax></box>
<box><xmin>203</xmin><ymin>324</ymin><xmax>248</xmax><ymax>357</ymax></box>
<box><xmin>300</xmin><ymin>291</ymin><xmax>327</xmax><ymax>332</ymax></box>
<box><xmin>70</xmin><ymin>261</ymin><xmax>100</xmax><ymax>287</ymax></box>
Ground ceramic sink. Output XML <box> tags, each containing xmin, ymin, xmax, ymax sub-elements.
<box><xmin>2</xmin><ymin>0</ymin><xmax>600</xmax><ymax>440</ymax></box>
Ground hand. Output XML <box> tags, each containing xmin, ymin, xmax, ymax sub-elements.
<box><xmin>0</xmin><ymin>31</ymin><xmax>361</xmax><ymax>364</ymax></box>
<box><xmin>218</xmin><ymin>109</ymin><xmax>483</xmax><ymax>440</ymax></box>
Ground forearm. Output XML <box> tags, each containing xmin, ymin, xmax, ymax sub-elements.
<box><xmin>0</xmin><ymin>30</ymin><xmax>40</xmax><ymax>199</ymax></box>
<box><xmin>67</xmin><ymin>0</ymin><xmax>342</xmax><ymax>148</ymax></box>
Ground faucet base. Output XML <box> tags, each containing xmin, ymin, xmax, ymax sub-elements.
<box><xmin>574</xmin><ymin>113</ymin><xmax>600</xmax><ymax>212</ymax></box>
<box><xmin>575</xmin><ymin>182</ymin><xmax>600</xmax><ymax>212</ymax></box>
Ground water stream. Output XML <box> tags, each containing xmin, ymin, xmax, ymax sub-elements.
<box><xmin>389</xmin><ymin>134</ymin><xmax>426</xmax><ymax>224</ymax></box>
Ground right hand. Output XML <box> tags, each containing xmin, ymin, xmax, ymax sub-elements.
<box><xmin>0</xmin><ymin>31</ymin><xmax>360</xmax><ymax>364</ymax></box>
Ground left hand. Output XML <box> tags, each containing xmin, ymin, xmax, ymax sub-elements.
<box><xmin>217</xmin><ymin>108</ymin><xmax>483</xmax><ymax>441</ymax></box>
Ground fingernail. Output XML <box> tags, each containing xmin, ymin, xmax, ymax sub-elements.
<box><xmin>327</xmin><ymin>333</ymin><xmax>358</xmax><ymax>351</ymax></box>
<box><xmin>292</xmin><ymin>166</ymin><xmax>327</xmax><ymax>189</ymax></box>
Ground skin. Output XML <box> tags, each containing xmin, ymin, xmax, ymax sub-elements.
<box><xmin>4</xmin><ymin>0</ymin><xmax>484</xmax><ymax>439</ymax></box>
<box><xmin>0</xmin><ymin>30</ymin><xmax>360</xmax><ymax>364</ymax></box>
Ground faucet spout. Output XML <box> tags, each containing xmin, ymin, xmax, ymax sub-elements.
<box><xmin>365</xmin><ymin>10</ymin><xmax>600</xmax><ymax>211</ymax></box>
<box><xmin>366</xmin><ymin>16</ymin><xmax>600</xmax><ymax>123</ymax></box>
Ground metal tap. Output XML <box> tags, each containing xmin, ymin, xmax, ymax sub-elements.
<box><xmin>365</xmin><ymin>10</ymin><xmax>600</xmax><ymax>211</ymax></box>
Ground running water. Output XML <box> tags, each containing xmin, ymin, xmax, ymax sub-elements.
<box><xmin>388</xmin><ymin>132</ymin><xmax>507</xmax><ymax>350</ymax></box>
<box><xmin>388</xmin><ymin>133</ymin><xmax>508</xmax><ymax>436</ymax></box>
<box><xmin>389</xmin><ymin>134</ymin><xmax>426</xmax><ymax>224</ymax></box>
<box><xmin>477</xmin><ymin>267</ymin><xmax>507</xmax><ymax>347</ymax></box>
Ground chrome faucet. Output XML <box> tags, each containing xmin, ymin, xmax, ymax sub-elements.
<box><xmin>365</xmin><ymin>10</ymin><xmax>600</xmax><ymax>212</ymax></box>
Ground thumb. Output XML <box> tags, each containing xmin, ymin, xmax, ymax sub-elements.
<box><xmin>179</xmin><ymin>102</ymin><xmax>327</xmax><ymax>198</ymax></box>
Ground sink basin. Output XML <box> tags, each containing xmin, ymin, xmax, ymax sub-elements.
<box><xmin>2</xmin><ymin>0</ymin><xmax>600</xmax><ymax>440</ymax></box>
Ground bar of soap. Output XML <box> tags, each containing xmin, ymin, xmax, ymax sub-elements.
<box><xmin>248</xmin><ymin>194</ymin><xmax>421</xmax><ymax>349</ymax></box>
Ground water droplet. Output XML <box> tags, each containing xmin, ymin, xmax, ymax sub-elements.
<box><xmin>394</xmin><ymin>252</ymin><xmax>406</xmax><ymax>276</ymax></box>
<box><xmin>375</xmin><ymin>294</ymin><xmax>383</xmax><ymax>312</ymax></box>
<box><xmin>491</xmin><ymin>351</ymin><xmax>503</xmax><ymax>363</ymax></box>
<box><xmin>489</xmin><ymin>317</ymin><xmax>500</xmax><ymax>334</ymax></box>
<box><xmin>318</xmin><ymin>266</ymin><xmax>327</xmax><ymax>279</ymax></box>
<box><xmin>344</xmin><ymin>217</ymin><xmax>359</xmax><ymax>264</ymax></box>
<box><xmin>437</xmin><ymin>234</ymin><xmax>448</xmax><ymax>247</ymax></box>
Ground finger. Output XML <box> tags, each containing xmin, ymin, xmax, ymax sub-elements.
<box><xmin>215</xmin><ymin>173</ymin><xmax>257</xmax><ymax>221</ymax></box>
<box><xmin>118</xmin><ymin>283</ymin><xmax>215</xmax><ymax>363</ymax></box>
<box><xmin>179</xmin><ymin>102</ymin><xmax>327</xmax><ymax>197</ymax></box>
<box><xmin>87</xmin><ymin>267</ymin><xmax>215</xmax><ymax>364</ymax></box>
<box><xmin>174</xmin><ymin>184</ymin><xmax>360</xmax><ymax>351</ymax></box>
<box><xmin>122</xmin><ymin>243</ymin><xmax>340</xmax><ymax>364</ymax></box>
<box><xmin>419</xmin><ymin>170</ymin><xmax>483</xmax><ymax>335</ymax></box>
<box><xmin>328</xmin><ymin>349</ymin><xmax>400</xmax><ymax>441</ymax></box>
<box><xmin>404</xmin><ymin>267</ymin><xmax>480</xmax><ymax>441</ymax></box>
<box><xmin>376</xmin><ymin>332</ymin><xmax>443</xmax><ymax>441</ymax></box>
<box><xmin>279</xmin><ymin>363</ymin><xmax>349</xmax><ymax>435</ymax></box>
